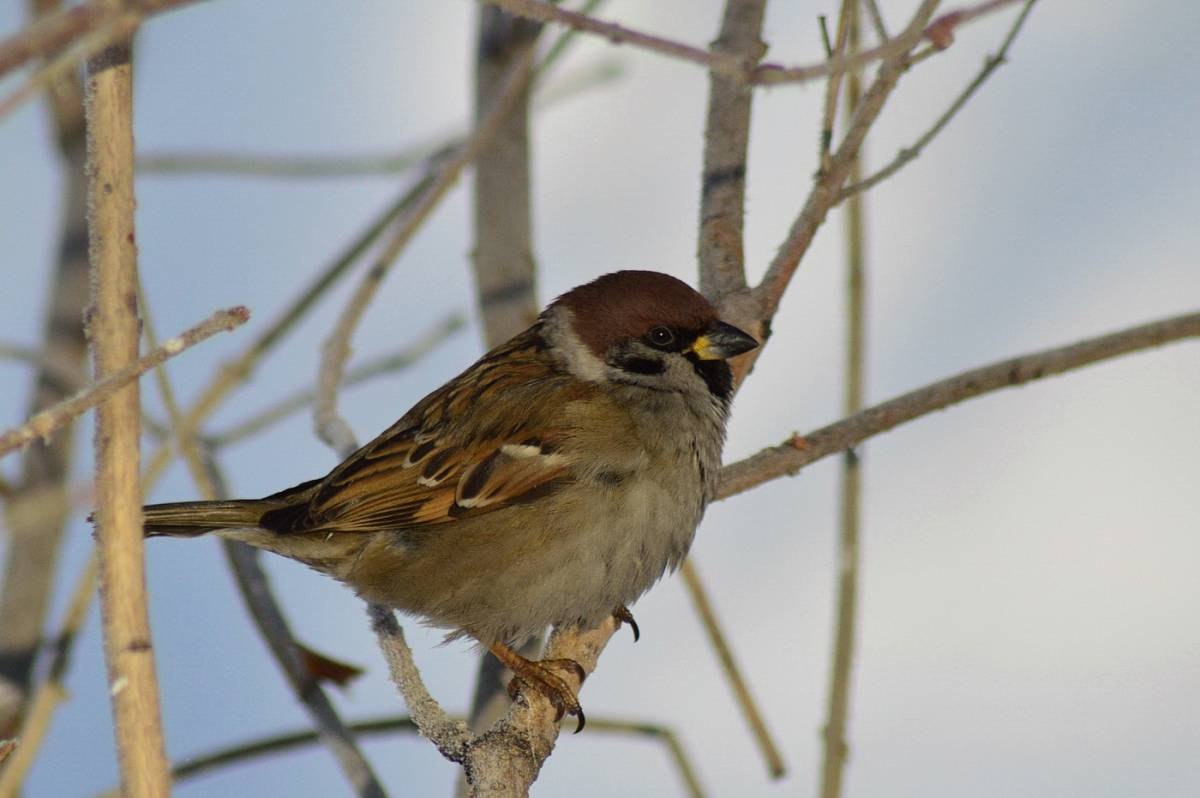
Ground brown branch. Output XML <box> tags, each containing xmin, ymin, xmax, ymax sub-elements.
<box><xmin>820</xmin><ymin>9</ymin><xmax>867</xmax><ymax>794</ymax></box>
<box><xmin>461</xmin><ymin>618</ymin><xmax>618</xmax><ymax>796</ymax></box>
<box><xmin>861</xmin><ymin>0</ymin><xmax>889</xmax><ymax>42</ymax></box>
<box><xmin>696</xmin><ymin>0</ymin><xmax>766</xmax><ymax>300</ymax></box>
<box><xmin>136</xmin><ymin>287</ymin><xmax>386</xmax><ymax>796</ymax></box>
<box><xmin>680</xmin><ymin>559</ymin><xmax>784</xmax><ymax>778</ymax></box>
<box><xmin>138</xmin><ymin>170</ymin><xmax>434</xmax><ymax>492</ymax></box>
<box><xmin>315</xmin><ymin>35</ymin><xmax>537</xmax><ymax>456</ymax></box>
<box><xmin>165</xmin><ymin>713</ymin><xmax>705</xmax><ymax>797</ymax></box>
<box><xmin>479</xmin><ymin>0</ymin><xmax>1022</xmax><ymax>88</ymax></box>
<box><xmin>818</xmin><ymin>2</ymin><xmax>853</xmax><ymax>167</ymax></box>
<box><xmin>838</xmin><ymin>0</ymin><xmax>1038</xmax><ymax>202</ymax></box>
<box><xmin>83</xmin><ymin>29</ymin><xmax>171</xmax><ymax>795</ymax></box>
<box><xmin>753</xmin><ymin>0</ymin><xmax>941</xmax><ymax>321</ymax></box>
<box><xmin>0</xmin><ymin>307</ymin><xmax>248</xmax><ymax>459</ymax></box>
<box><xmin>717</xmin><ymin>310</ymin><xmax>1200</xmax><ymax>502</ymax></box>
<box><xmin>0</xmin><ymin>0</ymin><xmax>204</xmax><ymax>81</ymax></box>
<box><xmin>207</xmin><ymin>314</ymin><xmax>465</xmax><ymax>449</ymax></box>
<box><xmin>368</xmin><ymin>606</ymin><xmax>471</xmax><ymax>763</ymax></box>
<box><xmin>0</xmin><ymin>0</ymin><xmax>93</xmax><ymax>739</ymax></box>
<box><xmin>225</xmin><ymin>541</ymin><xmax>387</xmax><ymax>798</ymax></box>
<box><xmin>0</xmin><ymin>554</ymin><xmax>96</xmax><ymax>797</ymax></box>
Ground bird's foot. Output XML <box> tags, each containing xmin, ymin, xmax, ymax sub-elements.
<box><xmin>488</xmin><ymin>642</ymin><xmax>587</xmax><ymax>732</ymax></box>
<box><xmin>612</xmin><ymin>605</ymin><xmax>640</xmax><ymax>642</ymax></box>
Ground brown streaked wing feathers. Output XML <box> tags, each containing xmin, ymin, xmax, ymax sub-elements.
<box><xmin>268</xmin><ymin>328</ymin><xmax>582</xmax><ymax>535</ymax></box>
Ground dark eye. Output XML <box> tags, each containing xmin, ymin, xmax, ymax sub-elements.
<box><xmin>647</xmin><ymin>326</ymin><xmax>676</xmax><ymax>349</ymax></box>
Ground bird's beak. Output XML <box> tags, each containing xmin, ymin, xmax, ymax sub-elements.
<box><xmin>689</xmin><ymin>321</ymin><xmax>759</xmax><ymax>361</ymax></box>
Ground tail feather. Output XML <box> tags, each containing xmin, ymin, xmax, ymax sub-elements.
<box><xmin>142</xmin><ymin>499</ymin><xmax>270</xmax><ymax>538</ymax></box>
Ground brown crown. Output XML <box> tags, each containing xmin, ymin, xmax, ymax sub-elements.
<box><xmin>553</xmin><ymin>271</ymin><xmax>718</xmax><ymax>357</ymax></box>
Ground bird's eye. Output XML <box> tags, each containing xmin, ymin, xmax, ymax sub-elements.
<box><xmin>647</xmin><ymin>326</ymin><xmax>676</xmax><ymax>349</ymax></box>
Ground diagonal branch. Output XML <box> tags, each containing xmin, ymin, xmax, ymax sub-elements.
<box><xmin>838</xmin><ymin>0</ymin><xmax>1039</xmax><ymax>202</ymax></box>
<box><xmin>314</xmin><ymin>42</ymin><xmax>538</xmax><ymax>454</ymax></box>
<box><xmin>0</xmin><ymin>307</ymin><xmax>249</xmax><ymax>459</ymax></box>
<box><xmin>717</xmin><ymin>310</ymin><xmax>1200</xmax><ymax>502</ymax></box>
<box><xmin>478</xmin><ymin>0</ymin><xmax>1024</xmax><ymax>87</ymax></box>
<box><xmin>753</xmin><ymin>0</ymin><xmax>941</xmax><ymax>321</ymax></box>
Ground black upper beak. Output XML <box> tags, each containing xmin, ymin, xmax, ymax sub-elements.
<box><xmin>689</xmin><ymin>321</ymin><xmax>759</xmax><ymax>360</ymax></box>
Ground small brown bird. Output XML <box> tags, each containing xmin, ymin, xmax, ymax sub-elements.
<box><xmin>143</xmin><ymin>270</ymin><xmax>757</xmax><ymax>728</ymax></box>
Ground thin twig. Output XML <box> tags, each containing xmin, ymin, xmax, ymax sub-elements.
<box><xmin>84</xmin><ymin>30</ymin><xmax>171</xmax><ymax>794</ymax></box>
<box><xmin>137</xmin><ymin>288</ymin><xmax>388</xmax><ymax>797</ymax></box>
<box><xmin>315</xmin><ymin>40</ymin><xmax>538</xmax><ymax>455</ymax></box>
<box><xmin>0</xmin><ymin>14</ymin><xmax>132</xmax><ymax>121</ymax></box>
<box><xmin>0</xmin><ymin>0</ymin><xmax>203</xmax><ymax>81</ymax></box>
<box><xmin>224</xmin><ymin>541</ymin><xmax>388</xmax><ymax>798</ymax></box>
<box><xmin>838</xmin><ymin>0</ymin><xmax>1038</xmax><ymax>202</ymax></box>
<box><xmin>680</xmin><ymin>559</ymin><xmax>784</xmax><ymax>778</ymax></box>
<box><xmin>135</xmin><ymin>44</ymin><xmax>622</xmax><ymax>180</ymax></box>
<box><xmin>820</xmin><ymin>9</ymin><xmax>866</xmax><ymax>794</ymax></box>
<box><xmin>163</xmin><ymin>713</ymin><xmax>705</xmax><ymax>797</ymax></box>
<box><xmin>818</xmin><ymin>1</ymin><xmax>853</xmax><ymax>166</ymax></box>
<box><xmin>717</xmin><ymin>310</ymin><xmax>1200</xmax><ymax>502</ymax></box>
<box><xmin>0</xmin><ymin>343</ymin><xmax>86</xmax><ymax>398</ymax></box>
<box><xmin>0</xmin><ymin>0</ymin><xmax>92</xmax><ymax>737</ymax></box>
<box><xmin>861</xmin><ymin>0</ymin><xmax>889</xmax><ymax>42</ymax></box>
<box><xmin>138</xmin><ymin>170</ymin><xmax>436</xmax><ymax>491</ymax></box>
<box><xmin>479</xmin><ymin>0</ymin><xmax>1022</xmax><ymax>87</ymax></box>
<box><xmin>368</xmin><ymin>606</ymin><xmax>472</xmax><ymax>763</ymax></box>
<box><xmin>0</xmin><ymin>307</ymin><xmax>249</xmax><ymax>459</ymax></box>
<box><xmin>207</xmin><ymin>314</ymin><xmax>465</xmax><ymax>449</ymax></box>
<box><xmin>753</xmin><ymin>0</ymin><xmax>941</xmax><ymax>322</ymax></box>
<box><xmin>0</xmin><ymin>554</ymin><xmax>97</xmax><ymax>798</ymax></box>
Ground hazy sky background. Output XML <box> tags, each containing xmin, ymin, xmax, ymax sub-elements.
<box><xmin>2</xmin><ymin>1</ymin><xmax>1198</xmax><ymax>796</ymax></box>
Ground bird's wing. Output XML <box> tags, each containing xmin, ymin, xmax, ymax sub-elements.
<box><xmin>261</xmin><ymin>328</ymin><xmax>591</xmax><ymax>535</ymax></box>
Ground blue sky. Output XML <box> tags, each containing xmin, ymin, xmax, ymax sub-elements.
<box><xmin>2</xmin><ymin>2</ymin><xmax>1199</xmax><ymax>796</ymax></box>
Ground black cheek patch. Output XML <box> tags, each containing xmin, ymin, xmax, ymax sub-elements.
<box><xmin>613</xmin><ymin>354</ymin><xmax>667</xmax><ymax>376</ymax></box>
<box><xmin>688</xmin><ymin>356</ymin><xmax>734</xmax><ymax>401</ymax></box>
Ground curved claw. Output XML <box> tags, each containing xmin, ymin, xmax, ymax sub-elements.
<box><xmin>613</xmin><ymin>605</ymin><xmax>640</xmax><ymax>642</ymax></box>
<box><xmin>490</xmin><ymin>642</ymin><xmax>587</xmax><ymax>731</ymax></box>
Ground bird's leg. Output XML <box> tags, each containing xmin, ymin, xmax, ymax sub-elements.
<box><xmin>488</xmin><ymin>641</ymin><xmax>587</xmax><ymax>732</ymax></box>
<box><xmin>613</xmin><ymin>605</ymin><xmax>640</xmax><ymax>642</ymax></box>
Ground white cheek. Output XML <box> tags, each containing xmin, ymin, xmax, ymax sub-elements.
<box><xmin>543</xmin><ymin>307</ymin><xmax>606</xmax><ymax>382</ymax></box>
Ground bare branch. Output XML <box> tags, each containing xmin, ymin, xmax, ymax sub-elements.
<box><xmin>83</xmin><ymin>30</ymin><xmax>171</xmax><ymax>794</ymax></box>
<box><xmin>680</xmin><ymin>559</ymin><xmax>784</xmax><ymax>778</ymax></box>
<box><xmin>461</xmin><ymin>618</ymin><xmax>618</xmax><ymax>796</ymax></box>
<box><xmin>0</xmin><ymin>554</ymin><xmax>96</xmax><ymax>797</ymax></box>
<box><xmin>165</xmin><ymin>713</ymin><xmax>705</xmax><ymax>797</ymax></box>
<box><xmin>0</xmin><ymin>0</ymin><xmax>93</xmax><ymax>738</ymax></box>
<box><xmin>696</xmin><ymin>0</ymin><xmax>766</xmax><ymax>299</ymax></box>
<box><xmin>0</xmin><ymin>307</ymin><xmax>248</xmax><ymax>459</ymax></box>
<box><xmin>838</xmin><ymin>0</ymin><xmax>1039</xmax><ymax>202</ymax></box>
<box><xmin>820</xmin><ymin>9</ymin><xmax>867</xmax><ymax>793</ymax></box>
<box><xmin>315</xmin><ymin>38</ymin><xmax>537</xmax><ymax>455</ymax></box>
<box><xmin>368</xmin><ymin>606</ymin><xmax>471</xmax><ymax>763</ymax></box>
<box><xmin>207</xmin><ymin>314</ymin><xmax>465</xmax><ymax>449</ymax></box>
<box><xmin>861</xmin><ymin>0</ymin><xmax>889</xmax><ymax>43</ymax></box>
<box><xmin>0</xmin><ymin>0</ymin><xmax>205</xmax><ymax>81</ymax></box>
<box><xmin>717</xmin><ymin>310</ymin><xmax>1200</xmax><ymax>502</ymax></box>
<box><xmin>138</xmin><ymin>172</ymin><xmax>433</xmax><ymax>490</ymax></box>
<box><xmin>479</xmin><ymin>0</ymin><xmax>1023</xmax><ymax>88</ymax></box>
<box><xmin>225</xmin><ymin>542</ymin><xmax>387</xmax><ymax>798</ymax></box>
<box><xmin>753</xmin><ymin>0</ymin><xmax>941</xmax><ymax>321</ymax></box>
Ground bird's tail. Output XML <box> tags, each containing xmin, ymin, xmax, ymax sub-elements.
<box><xmin>142</xmin><ymin>500</ymin><xmax>268</xmax><ymax>538</ymax></box>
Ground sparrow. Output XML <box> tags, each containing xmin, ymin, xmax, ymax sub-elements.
<box><xmin>142</xmin><ymin>270</ymin><xmax>758</xmax><ymax>729</ymax></box>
